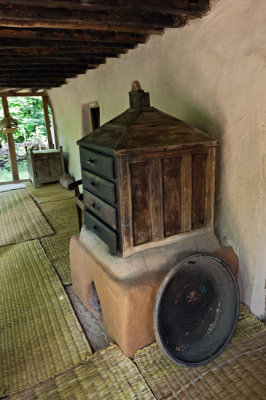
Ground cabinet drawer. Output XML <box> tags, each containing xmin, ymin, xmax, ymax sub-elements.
<box><xmin>80</xmin><ymin>147</ymin><xmax>114</xmax><ymax>179</ymax></box>
<box><xmin>84</xmin><ymin>190</ymin><xmax>117</xmax><ymax>229</ymax></box>
<box><xmin>84</xmin><ymin>210</ymin><xmax>117</xmax><ymax>253</ymax></box>
<box><xmin>82</xmin><ymin>170</ymin><xmax>116</xmax><ymax>204</ymax></box>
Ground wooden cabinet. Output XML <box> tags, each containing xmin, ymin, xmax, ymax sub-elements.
<box><xmin>78</xmin><ymin>87</ymin><xmax>218</xmax><ymax>257</ymax></box>
<box><xmin>27</xmin><ymin>147</ymin><xmax>65</xmax><ymax>188</ymax></box>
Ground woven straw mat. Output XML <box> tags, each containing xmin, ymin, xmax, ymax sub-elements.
<box><xmin>0</xmin><ymin>240</ymin><xmax>92</xmax><ymax>396</ymax></box>
<box><xmin>10</xmin><ymin>345</ymin><xmax>155</xmax><ymax>400</ymax></box>
<box><xmin>39</xmin><ymin>199</ymin><xmax>79</xmax><ymax>238</ymax></box>
<box><xmin>41</xmin><ymin>236</ymin><xmax>72</xmax><ymax>284</ymax></box>
<box><xmin>0</xmin><ymin>189</ymin><xmax>54</xmax><ymax>246</ymax></box>
<box><xmin>134</xmin><ymin>304</ymin><xmax>266</xmax><ymax>400</ymax></box>
<box><xmin>27</xmin><ymin>182</ymin><xmax>74</xmax><ymax>204</ymax></box>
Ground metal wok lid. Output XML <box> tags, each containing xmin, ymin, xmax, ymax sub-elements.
<box><xmin>153</xmin><ymin>253</ymin><xmax>240</xmax><ymax>367</ymax></box>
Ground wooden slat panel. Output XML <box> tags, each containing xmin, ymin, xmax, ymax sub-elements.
<box><xmin>151</xmin><ymin>158</ymin><xmax>164</xmax><ymax>241</ymax></box>
<box><xmin>130</xmin><ymin>161</ymin><xmax>152</xmax><ymax>245</ymax></box>
<box><xmin>181</xmin><ymin>154</ymin><xmax>192</xmax><ymax>232</ymax></box>
<box><xmin>192</xmin><ymin>153</ymin><xmax>207</xmax><ymax>229</ymax></box>
<box><xmin>163</xmin><ymin>156</ymin><xmax>182</xmax><ymax>237</ymax></box>
<box><xmin>118</xmin><ymin>154</ymin><xmax>133</xmax><ymax>251</ymax></box>
<box><xmin>205</xmin><ymin>146</ymin><xmax>216</xmax><ymax>228</ymax></box>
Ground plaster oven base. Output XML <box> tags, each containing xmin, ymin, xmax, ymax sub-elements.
<box><xmin>70</xmin><ymin>227</ymin><xmax>238</xmax><ymax>358</ymax></box>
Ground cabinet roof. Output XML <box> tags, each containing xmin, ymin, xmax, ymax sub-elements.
<box><xmin>78</xmin><ymin>106</ymin><xmax>217</xmax><ymax>151</ymax></box>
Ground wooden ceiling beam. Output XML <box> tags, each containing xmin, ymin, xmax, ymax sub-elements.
<box><xmin>0</xmin><ymin>5</ymin><xmax>179</xmax><ymax>31</ymax></box>
<box><xmin>0</xmin><ymin>81</ymin><xmax>66</xmax><ymax>87</ymax></box>
<box><xmin>0</xmin><ymin>56</ymin><xmax>104</xmax><ymax>64</ymax></box>
<box><xmin>0</xmin><ymin>1</ymin><xmax>209</xmax><ymax>17</ymax></box>
<box><xmin>0</xmin><ymin>66</ymin><xmax>91</xmax><ymax>73</ymax></box>
<box><xmin>0</xmin><ymin>72</ymin><xmax>81</xmax><ymax>78</ymax></box>
<box><xmin>0</xmin><ymin>86</ymin><xmax>61</xmax><ymax>90</ymax></box>
<box><xmin>0</xmin><ymin>47</ymin><xmax>126</xmax><ymax>56</ymax></box>
<box><xmin>0</xmin><ymin>91</ymin><xmax>47</xmax><ymax>96</ymax></box>
<box><xmin>0</xmin><ymin>28</ymin><xmax>148</xmax><ymax>43</ymax></box>
<box><xmin>0</xmin><ymin>78</ymin><xmax>67</xmax><ymax>84</ymax></box>
<box><xmin>0</xmin><ymin>1</ymin><xmax>209</xmax><ymax>91</ymax></box>
<box><xmin>0</xmin><ymin>20</ymin><xmax>163</xmax><ymax>34</ymax></box>
<box><xmin>0</xmin><ymin>38</ymin><xmax>137</xmax><ymax>50</ymax></box>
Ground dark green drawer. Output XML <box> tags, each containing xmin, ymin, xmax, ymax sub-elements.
<box><xmin>84</xmin><ymin>210</ymin><xmax>117</xmax><ymax>253</ymax></box>
<box><xmin>80</xmin><ymin>147</ymin><xmax>114</xmax><ymax>179</ymax></box>
<box><xmin>84</xmin><ymin>190</ymin><xmax>117</xmax><ymax>230</ymax></box>
<box><xmin>82</xmin><ymin>170</ymin><xmax>116</xmax><ymax>204</ymax></box>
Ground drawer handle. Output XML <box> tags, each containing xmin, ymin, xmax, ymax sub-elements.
<box><xmin>93</xmin><ymin>225</ymin><xmax>101</xmax><ymax>233</ymax></box>
<box><xmin>87</xmin><ymin>158</ymin><xmax>96</xmax><ymax>165</ymax></box>
<box><xmin>90</xmin><ymin>181</ymin><xmax>98</xmax><ymax>188</ymax></box>
<box><xmin>91</xmin><ymin>202</ymin><xmax>100</xmax><ymax>211</ymax></box>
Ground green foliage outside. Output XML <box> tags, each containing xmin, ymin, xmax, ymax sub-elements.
<box><xmin>0</xmin><ymin>96</ymin><xmax>51</xmax><ymax>144</ymax></box>
<box><xmin>0</xmin><ymin>96</ymin><xmax>52</xmax><ymax>182</ymax></box>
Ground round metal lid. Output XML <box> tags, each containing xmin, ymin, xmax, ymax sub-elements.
<box><xmin>153</xmin><ymin>253</ymin><xmax>240</xmax><ymax>367</ymax></box>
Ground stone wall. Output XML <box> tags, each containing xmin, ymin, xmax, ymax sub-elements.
<box><xmin>49</xmin><ymin>0</ymin><xmax>266</xmax><ymax>317</ymax></box>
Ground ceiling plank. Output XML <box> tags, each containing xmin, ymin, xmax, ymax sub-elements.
<box><xmin>0</xmin><ymin>20</ymin><xmax>163</xmax><ymax>34</ymax></box>
<box><xmin>0</xmin><ymin>47</ymin><xmax>127</xmax><ymax>56</ymax></box>
<box><xmin>0</xmin><ymin>80</ymin><xmax>67</xmax><ymax>85</ymax></box>
<box><xmin>0</xmin><ymin>38</ymin><xmax>137</xmax><ymax>50</ymax></box>
<box><xmin>0</xmin><ymin>28</ymin><xmax>148</xmax><ymax>43</ymax></box>
<box><xmin>0</xmin><ymin>72</ymin><xmax>80</xmax><ymax>78</ymax></box>
<box><xmin>0</xmin><ymin>67</ymin><xmax>90</xmax><ymax>74</ymax></box>
<box><xmin>0</xmin><ymin>56</ymin><xmax>105</xmax><ymax>64</ymax></box>
<box><xmin>0</xmin><ymin>91</ymin><xmax>47</xmax><ymax>96</ymax></box>
<box><xmin>0</xmin><ymin>0</ymin><xmax>209</xmax><ymax>17</ymax></box>
<box><xmin>0</xmin><ymin>81</ymin><xmax>65</xmax><ymax>87</ymax></box>
<box><xmin>0</xmin><ymin>5</ymin><xmax>181</xmax><ymax>27</ymax></box>
<box><xmin>0</xmin><ymin>5</ymin><xmax>178</xmax><ymax>32</ymax></box>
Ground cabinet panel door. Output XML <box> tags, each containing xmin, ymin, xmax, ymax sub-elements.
<box><xmin>48</xmin><ymin>155</ymin><xmax>62</xmax><ymax>180</ymax></box>
<box><xmin>192</xmin><ymin>153</ymin><xmax>207</xmax><ymax>229</ymax></box>
<box><xmin>162</xmin><ymin>157</ymin><xmax>182</xmax><ymax>236</ymax></box>
<box><xmin>130</xmin><ymin>161</ymin><xmax>152</xmax><ymax>246</ymax></box>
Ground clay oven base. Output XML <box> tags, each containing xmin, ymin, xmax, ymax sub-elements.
<box><xmin>70</xmin><ymin>227</ymin><xmax>238</xmax><ymax>358</ymax></box>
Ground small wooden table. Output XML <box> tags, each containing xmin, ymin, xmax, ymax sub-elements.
<box><xmin>27</xmin><ymin>147</ymin><xmax>65</xmax><ymax>188</ymax></box>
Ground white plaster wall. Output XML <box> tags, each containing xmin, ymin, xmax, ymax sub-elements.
<box><xmin>49</xmin><ymin>0</ymin><xmax>266</xmax><ymax>317</ymax></box>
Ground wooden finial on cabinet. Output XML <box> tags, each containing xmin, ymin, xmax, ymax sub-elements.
<box><xmin>131</xmin><ymin>81</ymin><xmax>142</xmax><ymax>91</ymax></box>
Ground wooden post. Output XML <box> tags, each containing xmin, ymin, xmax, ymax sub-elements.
<box><xmin>47</xmin><ymin>96</ymin><xmax>59</xmax><ymax>149</ymax></box>
<box><xmin>1</xmin><ymin>96</ymin><xmax>19</xmax><ymax>181</ymax></box>
<box><xmin>42</xmin><ymin>95</ymin><xmax>53</xmax><ymax>148</ymax></box>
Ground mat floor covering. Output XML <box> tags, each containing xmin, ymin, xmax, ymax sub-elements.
<box><xmin>0</xmin><ymin>185</ymin><xmax>265</xmax><ymax>399</ymax></box>
<box><xmin>0</xmin><ymin>189</ymin><xmax>54</xmax><ymax>246</ymax></box>
<box><xmin>26</xmin><ymin>182</ymin><xmax>74</xmax><ymax>204</ymax></box>
<box><xmin>0</xmin><ymin>240</ymin><xmax>92</xmax><ymax>396</ymax></box>
<box><xmin>134</xmin><ymin>305</ymin><xmax>266</xmax><ymax>400</ymax></box>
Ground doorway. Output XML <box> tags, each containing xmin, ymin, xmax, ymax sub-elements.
<box><xmin>0</xmin><ymin>95</ymin><xmax>55</xmax><ymax>184</ymax></box>
<box><xmin>82</xmin><ymin>101</ymin><xmax>100</xmax><ymax>137</ymax></box>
